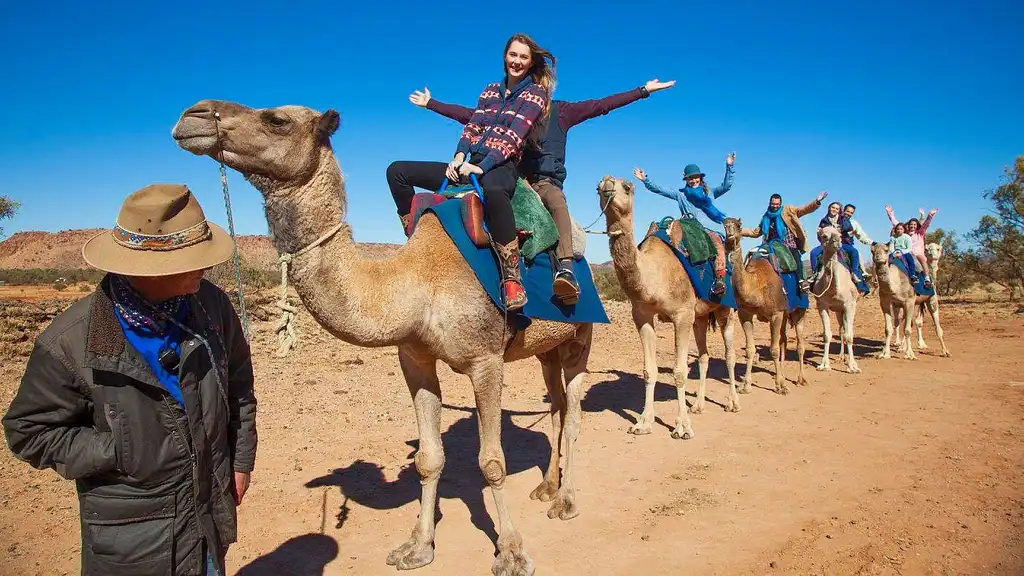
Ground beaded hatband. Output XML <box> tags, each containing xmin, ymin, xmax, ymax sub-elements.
<box><xmin>112</xmin><ymin>220</ymin><xmax>212</xmax><ymax>251</ymax></box>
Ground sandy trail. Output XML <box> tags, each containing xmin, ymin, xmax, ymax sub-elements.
<box><xmin>1</xmin><ymin>294</ymin><xmax>1021</xmax><ymax>575</ymax></box>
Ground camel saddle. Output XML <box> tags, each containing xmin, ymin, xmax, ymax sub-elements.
<box><xmin>645</xmin><ymin>216</ymin><xmax>717</xmax><ymax>265</ymax></box>
<box><xmin>406</xmin><ymin>178</ymin><xmax>559</xmax><ymax>262</ymax></box>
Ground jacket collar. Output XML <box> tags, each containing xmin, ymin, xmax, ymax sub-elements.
<box><xmin>83</xmin><ymin>274</ymin><xmax>209</xmax><ymax>389</ymax></box>
<box><xmin>501</xmin><ymin>75</ymin><xmax>535</xmax><ymax>100</ymax></box>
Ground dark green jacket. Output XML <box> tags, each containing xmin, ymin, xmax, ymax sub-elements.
<box><xmin>2</xmin><ymin>276</ymin><xmax>257</xmax><ymax>575</ymax></box>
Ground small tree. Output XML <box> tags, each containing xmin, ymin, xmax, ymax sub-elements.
<box><xmin>0</xmin><ymin>194</ymin><xmax>19</xmax><ymax>237</ymax></box>
<box><xmin>924</xmin><ymin>228</ymin><xmax>972</xmax><ymax>297</ymax></box>
<box><xmin>967</xmin><ymin>155</ymin><xmax>1024</xmax><ymax>299</ymax></box>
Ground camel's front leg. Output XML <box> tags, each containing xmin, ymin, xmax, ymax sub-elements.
<box><xmin>791</xmin><ymin>310</ymin><xmax>808</xmax><ymax>386</ymax></box>
<box><xmin>816</xmin><ymin>306</ymin><xmax>833</xmax><ymax>372</ymax></box>
<box><xmin>629</xmin><ymin>308</ymin><xmax>658</xmax><ymax>436</ymax></box>
<box><xmin>387</xmin><ymin>349</ymin><xmax>443</xmax><ymax>570</ymax></box>
<box><xmin>844</xmin><ymin>304</ymin><xmax>860</xmax><ymax>373</ymax></box>
<box><xmin>530</xmin><ymin>351</ymin><xmax>564</xmax><ymax>504</ymax></box>
<box><xmin>738</xmin><ymin>310</ymin><xmax>757</xmax><ymax>394</ymax></box>
<box><xmin>877</xmin><ymin>302</ymin><xmax>894</xmax><ymax>359</ymax></box>
<box><xmin>769</xmin><ymin>313</ymin><xmax>788</xmax><ymax>395</ymax></box>
<box><xmin>926</xmin><ymin>299</ymin><xmax>951</xmax><ymax>357</ymax></box>
<box><xmin>718</xmin><ymin>308</ymin><xmax>740</xmax><ymax>412</ymax></box>
<box><xmin>691</xmin><ymin>315</ymin><xmax>710</xmax><ymax>415</ymax></box>
<box><xmin>900</xmin><ymin>302</ymin><xmax>917</xmax><ymax>360</ymax></box>
<box><xmin>470</xmin><ymin>359</ymin><xmax>535</xmax><ymax>576</ymax></box>
<box><xmin>671</xmin><ymin>311</ymin><xmax>697</xmax><ymax>439</ymax></box>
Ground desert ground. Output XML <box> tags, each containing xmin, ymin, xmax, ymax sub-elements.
<box><xmin>1</xmin><ymin>286</ymin><xmax>1022</xmax><ymax>575</ymax></box>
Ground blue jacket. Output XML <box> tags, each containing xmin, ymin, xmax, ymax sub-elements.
<box><xmin>641</xmin><ymin>163</ymin><xmax>734</xmax><ymax>224</ymax></box>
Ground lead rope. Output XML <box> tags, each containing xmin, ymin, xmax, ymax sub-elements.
<box><xmin>274</xmin><ymin>223</ymin><xmax>344</xmax><ymax>357</ymax></box>
<box><xmin>581</xmin><ymin>192</ymin><xmax>614</xmax><ymax>235</ymax></box>
<box><xmin>213</xmin><ymin>112</ymin><xmax>251</xmax><ymax>343</ymax></box>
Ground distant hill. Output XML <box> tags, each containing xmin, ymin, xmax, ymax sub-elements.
<box><xmin>0</xmin><ymin>229</ymin><xmax>402</xmax><ymax>270</ymax></box>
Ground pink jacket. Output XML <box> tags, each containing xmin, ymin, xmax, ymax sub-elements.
<box><xmin>886</xmin><ymin>206</ymin><xmax>933</xmax><ymax>258</ymax></box>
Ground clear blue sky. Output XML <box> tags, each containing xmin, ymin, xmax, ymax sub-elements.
<box><xmin>1</xmin><ymin>0</ymin><xmax>1021</xmax><ymax>264</ymax></box>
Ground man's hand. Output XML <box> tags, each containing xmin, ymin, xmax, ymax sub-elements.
<box><xmin>409</xmin><ymin>87</ymin><xmax>431</xmax><ymax>107</ymax></box>
<box><xmin>458</xmin><ymin>163</ymin><xmax>483</xmax><ymax>177</ymax></box>
<box><xmin>817</xmin><ymin>190</ymin><xmax>828</xmax><ymax>202</ymax></box>
<box><xmin>233</xmin><ymin>472</ymin><xmax>251</xmax><ymax>506</ymax></box>
<box><xmin>726</xmin><ymin>152</ymin><xmax>736</xmax><ymax>165</ymax></box>
<box><xmin>633</xmin><ymin>167</ymin><xmax>647</xmax><ymax>181</ymax></box>
<box><xmin>928</xmin><ymin>208</ymin><xmax>938</xmax><ymax>216</ymax></box>
<box><xmin>644</xmin><ymin>78</ymin><xmax>676</xmax><ymax>93</ymax></box>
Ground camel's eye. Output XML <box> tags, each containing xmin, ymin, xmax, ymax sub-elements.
<box><xmin>262</xmin><ymin>111</ymin><xmax>290</xmax><ymax>128</ymax></box>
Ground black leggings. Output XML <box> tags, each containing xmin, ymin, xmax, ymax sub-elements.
<box><xmin>386</xmin><ymin>153</ymin><xmax>519</xmax><ymax>245</ymax></box>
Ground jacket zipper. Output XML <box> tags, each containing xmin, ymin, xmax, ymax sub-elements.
<box><xmin>163</xmin><ymin>395</ymin><xmax>216</xmax><ymax>570</ymax></box>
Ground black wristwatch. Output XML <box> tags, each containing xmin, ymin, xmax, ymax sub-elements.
<box><xmin>639</xmin><ymin>86</ymin><xmax>650</xmax><ymax>98</ymax></box>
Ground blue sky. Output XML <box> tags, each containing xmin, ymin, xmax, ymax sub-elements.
<box><xmin>1</xmin><ymin>0</ymin><xmax>1021</xmax><ymax>264</ymax></box>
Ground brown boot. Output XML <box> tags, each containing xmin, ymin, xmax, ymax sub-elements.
<box><xmin>493</xmin><ymin>239</ymin><xmax>528</xmax><ymax>311</ymax></box>
<box><xmin>399</xmin><ymin>213</ymin><xmax>412</xmax><ymax>237</ymax></box>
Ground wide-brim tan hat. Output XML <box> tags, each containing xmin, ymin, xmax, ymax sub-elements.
<box><xmin>82</xmin><ymin>183</ymin><xmax>236</xmax><ymax>277</ymax></box>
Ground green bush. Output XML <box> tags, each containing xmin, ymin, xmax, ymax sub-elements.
<box><xmin>592</xmin><ymin>267</ymin><xmax>628</xmax><ymax>302</ymax></box>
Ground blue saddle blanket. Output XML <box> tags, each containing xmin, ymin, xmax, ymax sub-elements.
<box><xmin>891</xmin><ymin>255</ymin><xmax>935</xmax><ymax>296</ymax></box>
<box><xmin>750</xmin><ymin>242</ymin><xmax>809</xmax><ymax>312</ymax></box>
<box><xmin>643</xmin><ymin>229</ymin><xmax>739</xmax><ymax>310</ymax></box>
<box><xmin>836</xmin><ymin>250</ymin><xmax>871</xmax><ymax>295</ymax></box>
<box><xmin>424</xmin><ymin>200</ymin><xmax>610</xmax><ymax>326</ymax></box>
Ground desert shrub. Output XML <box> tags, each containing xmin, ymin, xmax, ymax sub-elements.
<box><xmin>592</xmin><ymin>267</ymin><xmax>628</xmax><ymax>302</ymax></box>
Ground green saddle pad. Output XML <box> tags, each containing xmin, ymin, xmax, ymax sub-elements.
<box><xmin>754</xmin><ymin>239</ymin><xmax>798</xmax><ymax>273</ymax></box>
<box><xmin>511</xmin><ymin>179</ymin><xmax>559</xmax><ymax>261</ymax></box>
<box><xmin>675</xmin><ymin>217</ymin><xmax>715</xmax><ymax>264</ymax></box>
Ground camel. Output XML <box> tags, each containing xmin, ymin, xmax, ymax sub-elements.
<box><xmin>596</xmin><ymin>176</ymin><xmax>739</xmax><ymax>441</ymax></box>
<box><xmin>896</xmin><ymin>242</ymin><xmax>943</xmax><ymax>350</ymax></box>
<box><xmin>869</xmin><ymin>241</ymin><xmax>951</xmax><ymax>360</ymax></box>
<box><xmin>722</xmin><ymin>217</ymin><xmax>809</xmax><ymax>395</ymax></box>
<box><xmin>809</xmin><ymin>226</ymin><xmax>862</xmax><ymax>373</ymax></box>
<box><xmin>172</xmin><ymin>100</ymin><xmax>595</xmax><ymax>576</ymax></box>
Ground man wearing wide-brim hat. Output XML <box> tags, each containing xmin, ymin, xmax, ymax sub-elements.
<box><xmin>3</xmin><ymin>184</ymin><xmax>258</xmax><ymax>576</ymax></box>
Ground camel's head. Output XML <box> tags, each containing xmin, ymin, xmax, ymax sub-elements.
<box><xmin>817</xmin><ymin>225</ymin><xmax>842</xmax><ymax>253</ymax></box>
<box><xmin>722</xmin><ymin>217</ymin><xmax>743</xmax><ymax>248</ymax></box>
<box><xmin>596</xmin><ymin>175</ymin><xmax>634</xmax><ymax>218</ymax></box>
<box><xmin>172</xmin><ymin>99</ymin><xmax>340</xmax><ymax>190</ymax></box>
<box><xmin>925</xmin><ymin>242</ymin><xmax>943</xmax><ymax>262</ymax></box>
<box><xmin>869</xmin><ymin>241</ymin><xmax>891</xmax><ymax>265</ymax></box>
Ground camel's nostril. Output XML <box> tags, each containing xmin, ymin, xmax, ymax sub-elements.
<box><xmin>184</xmin><ymin>105</ymin><xmax>215</xmax><ymax>119</ymax></box>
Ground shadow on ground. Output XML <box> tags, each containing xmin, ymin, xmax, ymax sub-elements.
<box><xmin>305</xmin><ymin>407</ymin><xmax>552</xmax><ymax>547</ymax></box>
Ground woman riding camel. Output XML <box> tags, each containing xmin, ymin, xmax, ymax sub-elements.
<box><xmin>386</xmin><ymin>34</ymin><xmax>555</xmax><ymax>311</ymax></box>
<box><xmin>632</xmin><ymin>153</ymin><xmax>736</xmax><ymax>295</ymax></box>
<box><xmin>885</xmin><ymin>204</ymin><xmax>937</xmax><ymax>289</ymax></box>
<box><xmin>809</xmin><ymin>201</ymin><xmax>868</xmax><ymax>286</ymax></box>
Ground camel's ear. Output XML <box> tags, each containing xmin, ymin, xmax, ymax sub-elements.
<box><xmin>317</xmin><ymin>109</ymin><xmax>340</xmax><ymax>141</ymax></box>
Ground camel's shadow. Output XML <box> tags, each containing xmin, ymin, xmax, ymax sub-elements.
<box><xmin>581</xmin><ymin>367</ymin><xmax>732</xmax><ymax>430</ymax></box>
<box><xmin>305</xmin><ymin>407</ymin><xmax>551</xmax><ymax>547</ymax></box>
<box><xmin>235</xmin><ymin>533</ymin><xmax>338</xmax><ymax>575</ymax></box>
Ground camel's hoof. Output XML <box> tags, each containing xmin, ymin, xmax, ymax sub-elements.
<box><xmin>671</xmin><ymin>428</ymin><xmax>694</xmax><ymax>440</ymax></box>
<box><xmin>739</xmin><ymin>384</ymin><xmax>752</xmax><ymax>395</ymax></box>
<box><xmin>726</xmin><ymin>401</ymin><xmax>741</xmax><ymax>413</ymax></box>
<box><xmin>875</xmin><ymin>352</ymin><xmax>891</xmax><ymax>360</ymax></box>
<box><xmin>546</xmin><ymin>494</ymin><xmax>579</xmax><ymax>521</ymax></box>
<box><xmin>492</xmin><ymin>546</ymin><xmax>535</xmax><ymax>576</ymax></box>
<box><xmin>386</xmin><ymin>539</ymin><xmax>434</xmax><ymax>570</ymax></box>
<box><xmin>848</xmin><ymin>364</ymin><xmax>861</xmax><ymax>374</ymax></box>
<box><xmin>688</xmin><ymin>404</ymin><xmax>705</xmax><ymax>415</ymax></box>
<box><xmin>628</xmin><ymin>423</ymin><xmax>652</xmax><ymax>435</ymax></box>
<box><xmin>775</xmin><ymin>385</ymin><xmax>790</xmax><ymax>396</ymax></box>
<box><xmin>529</xmin><ymin>480</ymin><xmax>558</xmax><ymax>503</ymax></box>
<box><xmin>940</xmin><ymin>350</ymin><xmax>951</xmax><ymax>358</ymax></box>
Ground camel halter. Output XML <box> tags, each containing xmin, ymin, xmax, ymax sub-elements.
<box><xmin>274</xmin><ymin>222</ymin><xmax>344</xmax><ymax>357</ymax></box>
<box><xmin>581</xmin><ymin>187</ymin><xmax>615</xmax><ymax>236</ymax></box>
